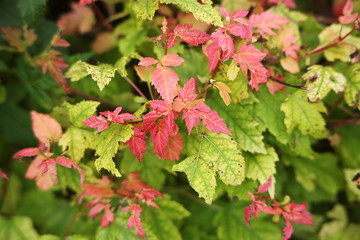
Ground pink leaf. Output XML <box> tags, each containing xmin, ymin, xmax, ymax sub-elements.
<box><xmin>12</xmin><ymin>148</ymin><xmax>40</xmax><ymax>162</ymax></box>
<box><xmin>79</xmin><ymin>0</ymin><xmax>99</xmax><ymax>7</ymax></box>
<box><xmin>177</xmin><ymin>78</ymin><xmax>198</xmax><ymax>104</ymax></box>
<box><xmin>257</xmin><ymin>177</ymin><xmax>272</xmax><ymax>193</ymax></box>
<box><xmin>283</xmin><ymin>222</ymin><xmax>293</xmax><ymax>240</ymax></box>
<box><xmin>143</xmin><ymin>111</ymin><xmax>161</xmax><ymax>133</ymax></box>
<box><xmin>211</xmin><ymin>28</ymin><xmax>235</xmax><ymax>61</ymax></box>
<box><xmin>151</xmin><ymin>65</ymin><xmax>179</xmax><ymax>103</ymax></box>
<box><xmin>150</xmin><ymin>119</ymin><xmax>170</xmax><ymax>157</ymax></box>
<box><xmin>52</xmin><ymin>35</ymin><xmax>70</xmax><ymax>47</ymax></box>
<box><xmin>231</xmin><ymin>10</ymin><xmax>249</xmax><ymax>22</ymax></box>
<box><xmin>138</xmin><ymin>57</ymin><xmax>159</xmax><ymax>67</ymax></box>
<box><xmin>226</xmin><ymin>23</ymin><xmax>252</xmax><ymax>42</ymax></box>
<box><xmin>0</xmin><ymin>169</ymin><xmax>8</xmax><ymax>180</ymax></box>
<box><xmin>89</xmin><ymin>203</ymin><xmax>105</xmax><ymax>217</ymax></box>
<box><xmin>55</xmin><ymin>156</ymin><xmax>85</xmax><ymax>184</ymax></box>
<box><xmin>268</xmin><ymin>0</ymin><xmax>296</xmax><ymax>8</ymax></box>
<box><xmin>127</xmin><ymin>204</ymin><xmax>146</xmax><ymax>238</ymax></box>
<box><xmin>176</xmin><ymin>30</ymin><xmax>210</xmax><ymax>46</ymax></box>
<box><xmin>248</xmin><ymin>11</ymin><xmax>289</xmax><ymax>36</ymax></box>
<box><xmin>167</xmin><ymin>32</ymin><xmax>177</xmax><ymax>49</ymax></box>
<box><xmin>220</xmin><ymin>7</ymin><xmax>230</xmax><ymax>18</ymax></box>
<box><xmin>124</xmin><ymin>126</ymin><xmax>147</xmax><ymax>162</ymax></box>
<box><xmin>339</xmin><ymin>0</ymin><xmax>359</xmax><ymax>24</ymax></box>
<box><xmin>100</xmin><ymin>107</ymin><xmax>136</xmax><ymax>123</ymax></box>
<box><xmin>174</xmin><ymin>24</ymin><xmax>192</xmax><ymax>34</ymax></box>
<box><xmin>31</xmin><ymin>111</ymin><xmax>62</xmax><ymax>144</ymax></box>
<box><xmin>83</xmin><ymin>115</ymin><xmax>109</xmax><ymax>133</ymax></box>
<box><xmin>283</xmin><ymin>202</ymin><xmax>314</xmax><ymax>226</ymax></box>
<box><xmin>182</xmin><ymin>107</ymin><xmax>201</xmax><ymax>135</ymax></box>
<box><xmin>204</xmin><ymin>41</ymin><xmax>220</xmax><ymax>72</ymax></box>
<box><xmin>197</xmin><ymin>102</ymin><xmax>232</xmax><ymax>135</ymax></box>
<box><xmin>161</xmin><ymin>53</ymin><xmax>184</xmax><ymax>67</ymax></box>
<box><xmin>101</xmin><ymin>204</ymin><xmax>115</xmax><ymax>228</ymax></box>
<box><xmin>161</xmin><ymin>132</ymin><xmax>183</xmax><ymax>161</ymax></box>
<box><xmin>26</xmin><ymin>156</ymin><xmax>58</xmax><ymax>190</ymax></box>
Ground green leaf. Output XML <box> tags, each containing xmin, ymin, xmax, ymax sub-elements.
<box><xmin>59</xmin><ymin>127</ymin><xmax>98</xmax><ymax>162</ymax></box>
<box><xmin>319</xmin><ymin>205</ymin><xmax>348</xmax><ymax>240</ymax></box>
<box><xmin>254</xmin><ymin>86</ymin><xmax>289</xmax><ymax>144</ymax></box>
<box><xmin>85</xmin><ymin>63</ymin><xmax>117</xmax><ymax>91</ymax></box>
<box><xmin>69</xmin><ymin>100</ymin><xmax>100</xmax><ymax>128</ymax></box>
<box><xmin>156</xmin><ymin>195</ymin><xmax>190</xmax><ymax>221</ymax></box>
<box><xmin>244</xmin><ymin>147</ymin><xmax>278</xmax><ymax>184</ymax></box>
<box><xmin>207</xmin><ymin>96</ymin><xmax>267</xmax><ymax>154</ymax></box>
<box><xmin>118</xmin><ymin>30</ymin><xmax>147</xmax><ymax>55</ymax></box>
<box><xmin>344</xmin><ymin>64</ymin><xmax>360</xmax><ymax>110</ymax></box>
<box><xmin>224</xmin><ymin>179</ymin><xmax>258</xmax><ymax>200</ymax></box>
<box><xmin>133</xmin><ymin>0</ymin><xmax>159</xmax><ymax>20</ymax></box>
<box><xmin>344</xmin><ymin>169</ymin><xmax>360</xmax><ymax>202</ymax></box>
<box><xmin>283</xmin><ymin>153</ymin><xmax>344</xmax><ymax>194</ymax></box>
<box><xmin>303</xmin><ymin>65</ymin><xmax>346</xmax><ymax>102</ymax></box>
<box><xmin>65</xmin><ymin>60</ymin><xmax>90</xmax><ymax>82</ymax></box>
<box><xmin>214</xmin><ymin>203</ymin><xmax>282</xmax><ymax>240</ymax></box>
<box><xmin>39</xmin><ymin>235</ymin><xmax>61</xmax><ymax>240</ymax></box>
<box><xmin>159</xmin><ymin>0</ymin><xmax>223</xmax><ymax>27</ymax></box>
<box><xmin>115</xmin><ymin>52</ymin><xmax>142</xmax><ymax>78</ymax></box>
<box><xmin>173</xmin><ymin>133</ymin><xmax>245</xmax><ymax>204</ymax></box>
<box><xmin>17</xmin><ymin>0</ymin><xmax>46</xmax><ymax>25</ymax></box>
<box><xmin>281</xmin><ymin>90</ymin><xmax>328</xmax><ymax>138</ymax></box>
<box><xmin>94</xmin><ymin>124</ymin><xmax>134</xmax><ymax>177</ymax></box>
<box><xmin>289</xmin><ymin>128</ymin><xmax>315</xmax><ymax>158</ymax></box>
<box><xmin>0</xmin><ymin>216</ymin><xmax>39</xmax><ymax>240</ymax></box>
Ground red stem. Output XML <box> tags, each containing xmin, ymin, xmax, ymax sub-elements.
<box><xmin>124</xmin><ymin>76</ymin><xmax>148</xmax><ymax>100</ymax></box>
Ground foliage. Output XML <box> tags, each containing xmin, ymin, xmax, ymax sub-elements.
<box><xmin>1</xmin><ymin>0</ymin><xmax>360</xmax><ymax>239</ymax></box>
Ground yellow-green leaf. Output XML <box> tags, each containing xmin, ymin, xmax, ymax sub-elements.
<box><xmin>133</xmin><ymin>0</ymin><xmax>159</xmax><ymax>20</ymax></box>
<box><xmin>344</xmin><ymin>64</ymin><xmax>360</xmax><ymax>110</ymax></box>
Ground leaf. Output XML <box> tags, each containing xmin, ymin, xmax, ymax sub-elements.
<box><xmin>12</xmin><ymin>148</ymin><xmax>40</xmax><ymax>162</ymax></box>
<box><xmin>280</xmin><ymin>57</ymin><xmax>299</xmax><ymax>74</ymax></box>
<box><xmin>83</xmin><ymin>116</ymin><xmax>109</xmax><ymax>133</ymax></box>
<box><xmin>214</xmin><ymin>82</ymin><xmax>232</xmax><ymax>106</ymax></box>
<box><xmin>204</xmin><ymin>41</ymin><xmax>220</xmax><ymax>72</ymax></box>
<box><xmin>152</xmin><ymin>65</ymin><xmax>179</xmax><ymax>103</ymax></box>
<box><xmin>339</xmin><ymin>0</ymin><xmax>358</xmax><ymax>24</ymax></box>
<box><xmin>344</xmin><ymin>169</ymin><xmax>360</xmax><ymax>201</ymax></box>
<box><xmin>134</xmin><ymin>66</ymin><xmax>155</xmax><ymax>83</ymax></box>
<box><xmin>0</xmin><ymin>168</ymin><xmax>8</xmax><ymax>180</ymax></box>
<box><xmin>156</xmin><ymin>195</ymin><xmax>190</xmax><ymax>221</ymax></box>
<box><xmin>85</xmin><ymin>63</ymin><xmax>116</xmax><ymax>91</ymax></box>
<box><xmin>115</xmin><ymin>52</ymin><xmax>142</xmax><ymax>77</ymax></box>
<box><xmin>196</xmin><ymin>103</ymin><xmax>232</xmax><ymax>135</ymax></box>
<box><xmin>69</xmin><ymin>100</ymin><xmax>100</xmax><ymax>128</ymax></box>
<box><xmin>0</xmin><ymin>216</ymin><xmax>39</xmax><ymax>240</ymax></box>
<box><xmin>138</xmin><ymin>57</ymin><xmax>159</xmax><ymax>67</ymax></box>
<box><xmin>303</xmin><ymin>65</ymin><xmax>346</xmax><ymax>102</ymax></box>
<box><xmin>280</xmin><ymin>90</ymin><xmax>328</xmax><ymax>138</ymax></box>
<box><xmin>244</xmin><ymin>147</ymin><xmax>279</xmax><ymax>184</ymax></box>
<box><xmin>36</xmin><ymin>50</ymin><xmax>70</xmax><ymax>93</ymax></box>
<box><xmin>94</xmin><ymin>124</ymin><xmax>134</xmax><ymax>177</ymax></box>
<box><xmin>162</xmin><ymin>132</ymin><xmax>183</xmax><ymax>161</ymax></box>
<box><xmin>161</xmin><ymin>53</ymin><xmax>184</xmax><ymax>67</ymax></box>
<box><xmin>284</xmin><ymin>153</ymin><xmax>343</xmax><ymax>194</ymax></box>
<box><xmin>159</xmin><ymin>0</ymin><xmax>223</xmax><ymax>27</ymax></box>
<box><xmin>176</xmin><ymin>29</ymin><xmax>210</xmax><ymax>46</ymax></box>
<box><xmin>254</xmin><ymin>85</ymin><xmax>289</xmax><ymax>144</ymax></box>
<box><xmin>211</xmin><ymin>28</ymin><xmax>235</xmax><ymax>61</ymax></box>
<box><xmin>269</xmin><ymin>0</ymin><xmax>296</xmax><ymax>8</ymax></box>
<box><xmin>65</xmin><ymin>60</ymin><xmax>90</xmax><ymax>82</ymax></box>
<box><xmin>26</xmin><ymin>156</ymin><xmax>58</xmax><ymax>190</ymax></box>
<box><xmin>0</xmin><ymin>26</ymin><xmax>37</xmax><ymax>52</ymax></box>
<box><xmin>126</xmin><ymin>204</ymin><xmax>146</xmax><ymax>238</ymax></box>
<box><xmin>207</xmin><ymin>96</ymin><xmax>267</xmax><ymax>153</ymax></box>
<box><xmin>344</xmin><ymin>64</ymin><xmax>360</xmax><ymax>110</ymax></box>
<box><xmin>248</xmin><ymin>10</ymin><xmax>289</xmax><ymax>36</ymax></box>
<box><xmin>133</xmin><ymin>0</ymin><xmax>159</xmax><ymax>20</ymax></box>
<box><xmin>17</xmin><ymin>0</ymin><xmax>46</xmax><ymax>24</ymax></box>
<box><xmin>173</xmin><ymin>132</ymin><xmax>245</xmax><ymax>204</ymax></box>
<box><xmin>124</xmin><ymin>126</ymin><xmax>147</xmax><ymax>162</ymax></box>
<box><xmin>59</xmin><ymin>3</ymin><xmax>95</xmax><ymax>35</ymax></box>
<box><xmin>31</xmin><ymin>111</ymin><xmax>62</xmax><ymax>144</ymax></box>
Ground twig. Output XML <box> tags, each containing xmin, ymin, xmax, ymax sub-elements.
<box><xmin>92</xmin><ymin>3</ymin><xmax>114</xmax><ymax>32</ymax></box>
<box><xmin>124</xmin><ymin>76</ymin><xmax>148</xmax><ymax>100</ymax></box>
<box><xmin>270</xmin><ymin>77</ymin><xmax>308</xmax><ymax>90</ymax></box>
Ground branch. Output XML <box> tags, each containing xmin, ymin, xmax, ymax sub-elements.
<box><xmin>124</xmin><ymin>76</ymin><xmax>148</xmax><ymax>100</ymax></box>
<box><xmin>269</xmin><ymin>77</ymin><xmax>308</xmax><ymax>90</ymax></box>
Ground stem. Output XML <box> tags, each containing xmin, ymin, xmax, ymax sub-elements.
<box><xmin>92</xmin><ymin>4</ymin><xmax>114</xmax><ymax>32</ymax></box>
<box><xmin>124</xmin><ymin>76</ymin><xmax>148</xmax><ymax>100</ymax></box>
<box><xmin>147</xmin><ymin>81</ymin><xmax>154</xmax><ymax>100</ymax></box>
<box><xmin>63</xmin><ymin>200</ymin><xmax>80</xmax><ymax>238</ymax></box>
<box><xmin>69</xmin><ymin>88</ymin><xmax>116</xmax><ymax>109</ymax></box>
<box><xmin>269</xmin><ymin>77</ymin><xmax>308</xmax><ymax>90</ymax></box>
<box><xmin>308</xmin><ymin>26</ymin><xmax>356</xmax><ymax>56</ymax></box>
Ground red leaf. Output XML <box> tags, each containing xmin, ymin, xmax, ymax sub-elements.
<box><xmin>0</xmin><ymin>169</ymin><xmax>8</xmax><ymax>180</ymax></box>
<box><xmin>143</xmin><ymin>111</ymin><xmax>161</xmax><ymax>133</ymax></box>
<box><xmin>36</xmin><ymin>50</ymin><xmax>70</xmax><ymax>93</ymax></box>
<box><xmin>174</xmin><ymin>24</ymin><xmax>192</xmax><ymax>34</ymax></box>
<box><xmin>26</xmin><ymin>156</ymin><xmax>58</xmax><ymax>190</ymax></box>
<box><xmin>283</xmin><ymin>222</ymin><xmax>293</xmax><ymax>240</ymax></box>
<box><xmin>79</xmin><ymin>0</ymin><xmax>99</xmax><ymax>7</ymax></box>
<box><xmin>31</xmin><ymin>111</ymin><xmax>62</xmax><ymax>144</ymax></box>
<box><xmin>12</xmin><ymin>148</ymin><xmax>40</xmax><ymax>162</ymax></box>
<box><xmin>152</xmin><ymin>65</ymin><xmax>179</xmax><ymax>103</ymax></box>
<box><xmin>197</xmin><ymin>102</ymin><xmax>232</xmax><ymax>135</ymax></box>
<box><xmin>257</xmin><ymin>177</ymin><xmax>272</xmax><ymax>193</ymax></box>
<box><xmin>167</xmin><ymin>32</ymin><xmax>177</xmax><ymax>49</ymax></box>
<box><xmin>204</xmin><ymin>41</ymin><xmax>220</xmax><ymax>72</ymax></box>
<box><xmin>100</xmin><ymin>107</ymin><xmax>137</xmax><ymax>123</ymax></box>
<box><xmin>231</xmin><ymin>10</ymin><xmax>249</xmax><ymax>22</ymax></box>
<box><xmin>161</xmin><ymin>53</ymin><xmax>184</xmax><ymax>67</ymax></box>
<box><xmin>211</xmin><ymin>28</ymin><xmax>235</xmax><ymax>61</ymax></box>
<box><xmin>220</xmin><ymin>7</ymin><xmax>230</xmax><ymax>18</ymax></box>
<box><xmin>339</xmin><ymin>0</ymin><xmax>359</xmax><ymax>24</ymax></box>
<box><xmin>124</xmin><ymin>126</ymin><xmax>147</xmax><ymax>162</ymax></box>
<box><xmin>226</xmin><ymin>23</ymin><xmax>252</xmax><ymax>42</ymax></box>
<box><xmin>83</xmin><ymin>115</ymin><xmax>109</xmax><ymax>133</ymax></box>
<box><xmin>248</xmin><ymin>11</ymin><xmax>289</xmax><ymax>36</ymax></box>
<box><xmin>176</xmin><ymin>77</ymin><xmax>198</xmax><ymax>104</ymax></box>
<box><xmin>89</xmin><ymin>202</ymin><xmax>105</xmax><ymax>217</ymax></box>
<box><xmin>52</xmin><ymin>35</ymin><xmax>70</xmax><ymax>47</ymax></box>
<box><xmin>126</xmin><ymin>204</ymin><xmax>146</xmax><ymax>238</ymax></box>
<box><xmin>55</xmin><ymin>156</ymin><xmax>85</xmax><ymax>184</ymax></box>
<box><xmin>162</xmin><ymin>131</ymin><xmax>183</xmax><ymax>161</ymax></box>
<box><xmin>283</xmin><ymin>202</ymin><xmax>314</xmax><ymax>225</ymax></box>
<box><xmin>232</xmin><ymin>44</ymin><xmax>268</xmax><ymax>90</ymax></box>
<box><xmin>182</xmin><ymin>107</ymin><xmax>201</xmax><ymax>135</ymax></box>
<box><xmin>101</xmin><ymin>204</ymin><xmax>115</xmax><ymax>228</ymax></box>
<box><xmin>176</xmin><ymin>30</ymin><xmax>210</xmax><ymax>46</ymax></box>
<box><xmin>138</xmin><ymin>57</ymin><xmax>159</xmax><ymax>67</ymax></box>
<box><xmin>150</xmin><ymin>119</ymin><xmax>170</xmax><ymax>157</ymax></box>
